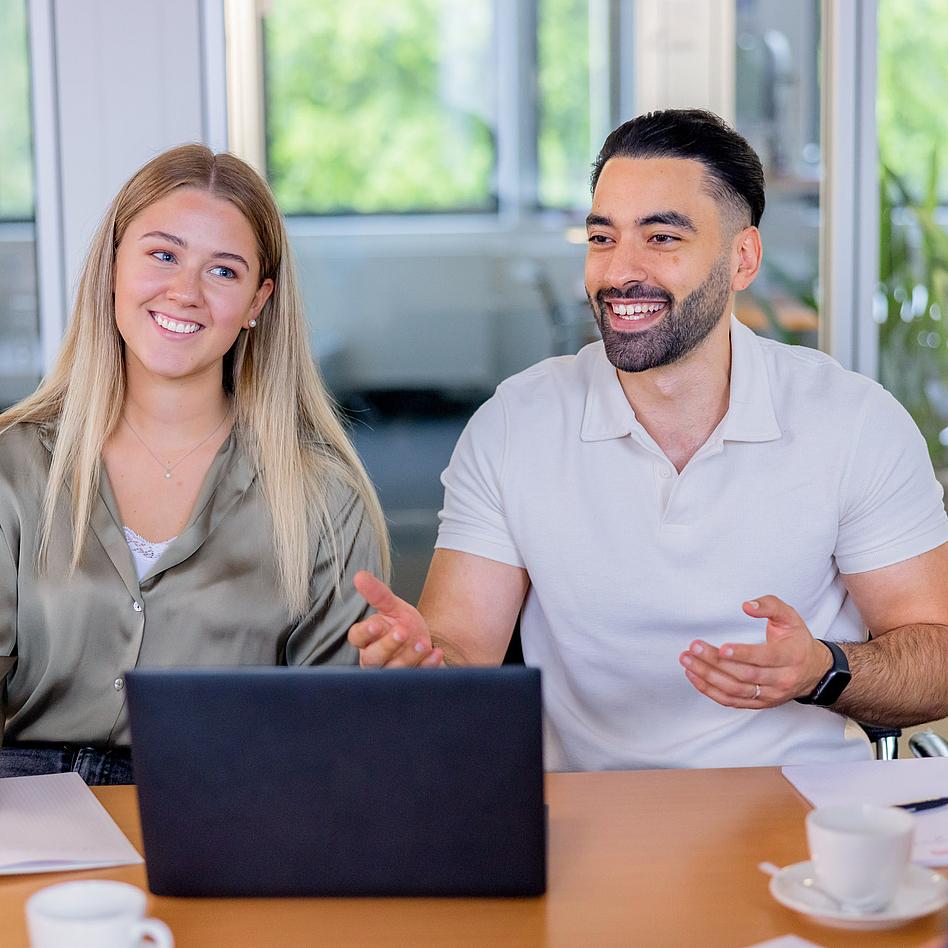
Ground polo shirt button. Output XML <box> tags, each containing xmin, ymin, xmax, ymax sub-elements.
<box><xmin>113</xmin><ymin>677</ymin><xmax>125</xmax><ymax>692</ymax></box>
<box><xmin>659</xmin><ymin>468</ymin><xmax>672</xmax><ymax>478</ymax></box>
<box><xmin>132</xmin><ymin>600</ymin><xmax>143</xmax><ymax>612</ymax></box>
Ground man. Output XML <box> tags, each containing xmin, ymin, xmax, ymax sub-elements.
<box><xmin>349</xmin><ymin>109</ymin><xmax>948</xmax><ymax>771</ymax></box>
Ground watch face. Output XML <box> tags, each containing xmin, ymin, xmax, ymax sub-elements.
<box><xmin>811</xmin><ymin>668</ymin><xmax>852</xmax><ymax>706</ymax></box>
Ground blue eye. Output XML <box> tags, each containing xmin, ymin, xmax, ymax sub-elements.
<box><xmin>152</xmin><ymin>250</ymin><xmax>176</xmax><ymax>263</ymax></box>
<box><xmin>211</xmin><ymin>266</ymin><xmax>236</xmax><ymax>280</ymax></box>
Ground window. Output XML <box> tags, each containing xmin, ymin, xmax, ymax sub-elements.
<box><xmin>264</xmin><ymin>0</ymin><xmax>496</xmax><ymax>215</ymax></box>
<box><xmin>0</xmin><ymin>0</ymin><xmax>33</xmax><ymax>220</ymax></box>
<box><xmin>0</xmin><ymin>0</ymin><xmax>40</xmax><ymax>409</ymax></box>
<box><xmin>733</xmin><ymin>0</ymin><xmax>821</xmax><ymax>349</ymax></box>
<box><xmin>263</xmin><ymin>0</ymin><xmax>606</xmax><ymax>217</ymax></box>
<box><xmin>537</xmin><ymin>0</ymin><xmax>591</xmax><ymax>209</ymax></box>
<box><xmin>877</xmin><ymin>0</ymin><xmax>948</xmax><ymax>475</ymax></box>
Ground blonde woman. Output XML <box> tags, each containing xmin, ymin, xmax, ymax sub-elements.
<box><xmin>0</xmin><ymin>145</ymin><xmax>388</xmax><ymax>784</ymax></box>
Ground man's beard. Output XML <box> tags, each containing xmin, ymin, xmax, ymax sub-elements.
<box><xmin>589</xmin><ymin>255</ymin><xmax>733</xmax><ymax>373</ymax></box>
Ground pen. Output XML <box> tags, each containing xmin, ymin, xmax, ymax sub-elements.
<box><xmin>895</xmin><ymin>796</ymin><xmax>948</xmax><ymax>813</ymax></box>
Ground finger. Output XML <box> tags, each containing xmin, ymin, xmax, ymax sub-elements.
<box><xmin>680</xmin><ymin>652</ymin><xmax>763</xmax><ymax>696</ymax></box>
<box><xmin>742</xmin><ymin>595</ymin><xmax>802</xmax><ymax>629</ymax></box>
<box><xmin>420</xmin><ymin>648</ymin><xmax>445</xmax><ymax>668</ymax></box>
<box><xmin>359</xmin><ymin>624</ymin><xmax>419</xmax><ymax>668</ymax></box>
<box><xmin>353</xmin><ymin>571</ymin><xmax>411</xmax><ymax>619</ymax></box>
<box><xmin>680</xmin><ymin>649</ymin><xmax>780</xmax><ymax>687</ymax></box>
<box><xmin>382</xmin><ymin>639</ymin><xmax>438</xmax><ymax>669</ymax></box>
<box><xmin>687</xmin><ymin>639</ymin><xmax>781</xmax><ymax>672</ymax></box>
<box><xmin>683</xmin><ymin>667</ymin><xmax>764</xmax><ymax>709</ymax></box>
<box><xmin>347</xmin><ymin>614</ymin><xmax>395</xmax><ymax>650</ymax></box>
<box><xmin>716</xmin><ymin>640</ymin><xmax>783</xmax><ymax>667</ymax></box>
<box><xmin>702</xmin><ymin>638</ymin><xmax>790</xmax><ymax>670</ymax></box>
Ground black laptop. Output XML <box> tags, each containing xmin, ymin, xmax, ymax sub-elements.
<box><xmin>125</xmin><ymin>666</ymin><xmax>545</xmax><ymax>897</ymax></box>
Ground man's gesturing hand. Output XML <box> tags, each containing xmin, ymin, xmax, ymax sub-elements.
<box><xmin>678</xmin><ymin>595</ymin><xmax>834</xmax><ymax>708</ymax></box>
<box><xmin>348</xmin><ymin>571</ymin><xmax>445</xmax><ymax>669</ymax></box>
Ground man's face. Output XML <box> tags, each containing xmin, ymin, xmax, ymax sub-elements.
<box><xmin>584</xmin><ymin>156</ymin><xmax>737</xmax><ymax>373</ymax></box>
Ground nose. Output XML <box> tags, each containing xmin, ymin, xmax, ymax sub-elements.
<box><xmin>601</xmin><ymin>241</ymin><xmax>649</xmax><ymax>290</ymax></box>
<box><xmin>166</xmin><ymin>267</ymin><xmax>203</xmax><ymax>306</ymax></box>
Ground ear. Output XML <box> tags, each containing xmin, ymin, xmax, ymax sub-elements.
<box><xmin>730</xmin><ymin>227</ymin><xmax>762</xmax><ymax>293</ymax></box>
<box><xmin>246</xmin><ymin>278</ymin><xmax>274</xmax><ymax>328</ymax></box>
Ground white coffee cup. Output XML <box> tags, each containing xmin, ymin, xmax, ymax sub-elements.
<box><xmin>26</xmin><ymin>880</ymin><xmax>173</xmax><ymax>948</ymax></box>
<box><xmin>805</xmin><ymin>803</ymin><xmax>915</xmax><ymax>912</ymax></box>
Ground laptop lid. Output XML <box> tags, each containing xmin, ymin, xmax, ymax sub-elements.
<box><xmin>125</xmin><ymin>666</ymin><xmax>545</xmax><ymax>897</ymax></box>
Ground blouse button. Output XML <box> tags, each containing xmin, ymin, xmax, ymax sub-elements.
<box><xmin>132</xmin><ymin>601</ymin><xmax>143</xmax><ymax>613</ymax></box>
<box><xmin>113</xmin><ymin>677</ymin><xmax>125</xmax><ymax>692</ymax></box>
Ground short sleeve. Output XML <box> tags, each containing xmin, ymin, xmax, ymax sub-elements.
<box><xmin>285</xmin><ymin>483</ymin><xmax>382</xmax><ymax>666</ymax></box>
<box><xmin>835</xmin><ymin>385</ymin><xmax>948</xmax><ymax>574</ymax></box>
<box><xmin>435</xmin><ymin>391</ymin><xmax>525</xmax><ymax>568</ymax></box>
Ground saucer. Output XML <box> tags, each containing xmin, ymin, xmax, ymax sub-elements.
<box><xmin>769</xmin><ymin>861</ymin><xmax>948</xmax><ymax>930</ymax></box>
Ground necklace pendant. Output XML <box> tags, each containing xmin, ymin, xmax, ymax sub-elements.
<box><xmin>164</xmin><ymin>470</ymin><xmax>172</xmax><ymax>480</ymax></box>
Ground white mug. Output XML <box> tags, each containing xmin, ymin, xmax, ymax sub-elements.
<box><xmin>26</xmin><ymin>880</ymin><xmax>174</xmax><ymax>948</ymax></box>
<box><xmin>806</xmin><ymin>803</ymin><xmax>915</xmax><ymax>912</ymax></box>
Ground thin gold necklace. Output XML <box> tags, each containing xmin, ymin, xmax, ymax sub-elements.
<box><xmin>123</xmin><ymin>411</ymin><xmax>231</xmax><ymax>480</ymax></box>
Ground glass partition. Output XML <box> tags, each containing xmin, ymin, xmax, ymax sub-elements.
<box><xmin>877</xmin><ymin>0</ymin><xmax>948</xmax><ymax>480</ymax></box>
<box><xmin>733</xmin><ymin>0</ymin><xmax>821</xmax><ymax>348</ymax></box>
<box><xmin>0</xmin><ymin>0</ymin><xmax>40</xmax><ymax>408</ymax></box>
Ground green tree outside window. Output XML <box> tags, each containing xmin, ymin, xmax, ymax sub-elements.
<box><xmin>265</xmin><ymin>0</ymin><xmax>495</xmax><ymax>215</ymax></box>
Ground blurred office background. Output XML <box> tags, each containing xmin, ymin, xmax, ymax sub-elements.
<box><xmin>1</xmin><ymin>0</ymin><xmax>946</xmax><ymax>620</ymax></box>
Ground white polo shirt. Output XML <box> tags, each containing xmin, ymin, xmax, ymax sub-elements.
<box><xmin>436</xmin><ymin>317</ymin><xmax>948</xmax><ymax>771</ymax></box>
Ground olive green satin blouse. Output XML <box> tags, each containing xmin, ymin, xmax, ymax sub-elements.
<box><xmin>0</xmin><ymin>423</ymin><xmax>378</xmax><ymax>746</ymax></box>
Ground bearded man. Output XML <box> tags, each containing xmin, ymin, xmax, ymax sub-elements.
<box><xmin>348</xmin><ymin>109</ymin><xmax>948</xmax><ymax>771</ymax></box>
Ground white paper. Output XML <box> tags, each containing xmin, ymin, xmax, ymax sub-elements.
<box><xmin>0</xmin><ymin>771</ymin><xmax>143</xmax><ymax>874</ymax></box>
<box><xmin>782</xmin><ymin>758</ymin><xmax>948</xmax><ymax>866</ymax></box>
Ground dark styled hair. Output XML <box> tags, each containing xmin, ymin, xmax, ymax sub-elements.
<box><xmin>590</xmin><ymin>109</ymin><xmax>765</xmax><ymax>228</ymax></box>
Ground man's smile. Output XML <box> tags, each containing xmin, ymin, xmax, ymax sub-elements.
<box><xmin>602</xmin><ymin>298</ymin><xmax>668</xmax><ymax>331</ymax></box>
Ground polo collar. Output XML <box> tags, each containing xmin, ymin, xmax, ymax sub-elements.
<box><xmin>580</xmin><ymin>315</ymin><xmax>782</xmax><ymax>444</ymax></box>
<box><xmin>720</xmin><ymin>316</ymin><xmax>782</xmax><ymax>443</ymax></box>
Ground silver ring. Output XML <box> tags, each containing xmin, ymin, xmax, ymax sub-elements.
<box><xmin>753</xmin><ymin>683</ymin><xmax>761</xmax><ymax>700</ymax></box>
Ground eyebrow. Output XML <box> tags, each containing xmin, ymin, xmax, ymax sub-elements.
<box><xmin>139</xmin><ymin>231</ymin><xmax>250</xmax><ymax>270</ymax></box>
<box><xmin>585</xmin><ymin>210</ymin><xmax>697</xmax><ymax>232</ymax></box>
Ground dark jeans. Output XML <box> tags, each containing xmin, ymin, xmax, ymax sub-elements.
<box><xmin>0</xmin><ymin>744</ymin><xmax>134</xmax><ymax>785</ymax></box>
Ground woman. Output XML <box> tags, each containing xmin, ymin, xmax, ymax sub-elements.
<box><xmin>0</xmin><ymin>145</ymin><xmax>389</xmax><ymax>784</ymax></box>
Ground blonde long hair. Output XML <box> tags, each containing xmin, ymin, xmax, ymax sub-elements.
<box><xmin>1</xmin><ymin>144</ymin><xmax>389</xmax><ymax>614</ymax></box>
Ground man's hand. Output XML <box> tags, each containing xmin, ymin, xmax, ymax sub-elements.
<box><xmin>678</xmin><ymin>596</ymin><xmax>833</xmax><ymax>708</ymax></box>
<box><xmin>348</xmin><ymin>571</ymin><xmax>445</xmax><ymax>669</ymax></box>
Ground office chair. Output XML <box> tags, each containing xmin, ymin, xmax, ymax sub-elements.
<box><xmin>860</xmin><ymin>723</ymin><xmax>902</xmax><ymax>760</ymax></box>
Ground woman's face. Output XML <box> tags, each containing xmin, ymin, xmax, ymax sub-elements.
<box><xmin>113</xmin><ymin>187</ymin><xmax>273</xmax><ymax>390</ymax></box>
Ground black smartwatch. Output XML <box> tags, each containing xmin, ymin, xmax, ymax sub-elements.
<box><xmin>794</xmin><ymin>639</ymin><xmax>851</xmax><ymax>706</ymax></box>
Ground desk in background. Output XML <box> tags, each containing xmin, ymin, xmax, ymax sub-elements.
<box><xmin>1</xmin><ymin>767</ymin><xmax>945</xmax><ymax>947</ymax></box>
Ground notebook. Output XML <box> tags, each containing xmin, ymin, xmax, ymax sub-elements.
<box><xmin>125</xmin><ymin>666</ymin><xmax>545</xmax><ymax>897</ymax></box>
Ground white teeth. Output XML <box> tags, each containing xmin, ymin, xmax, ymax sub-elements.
<box><xmin>153</xmin><ymin>313</ymin><xmax>200</xmax><ymax>334</ymax></box>
<box><xmin>611</xmin><ymin>302</ymin><xmax>665</xmax><ymax>320</ymax></box>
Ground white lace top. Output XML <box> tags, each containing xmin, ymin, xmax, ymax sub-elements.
<box><xmin>123</xmin><ymin>526</ymin><xmax>177</xmax><ymax>580</ymax></box>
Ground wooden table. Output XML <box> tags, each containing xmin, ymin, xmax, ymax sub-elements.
<box><xmin>2</xmin><ymin>768</ymin><xmax>945</xmax><ymax>947</ymax></box>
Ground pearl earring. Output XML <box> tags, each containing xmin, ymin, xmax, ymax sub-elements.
<box><xmin>248</xmin><ymin>319</ymin><xmax>257</xmax><ymax>328</ymax></box>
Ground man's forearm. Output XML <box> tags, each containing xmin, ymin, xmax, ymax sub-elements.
<box><xmin>832</xmin><ymin>624</ymin><xmax>948</xmax><ymax>726</ymax></box>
